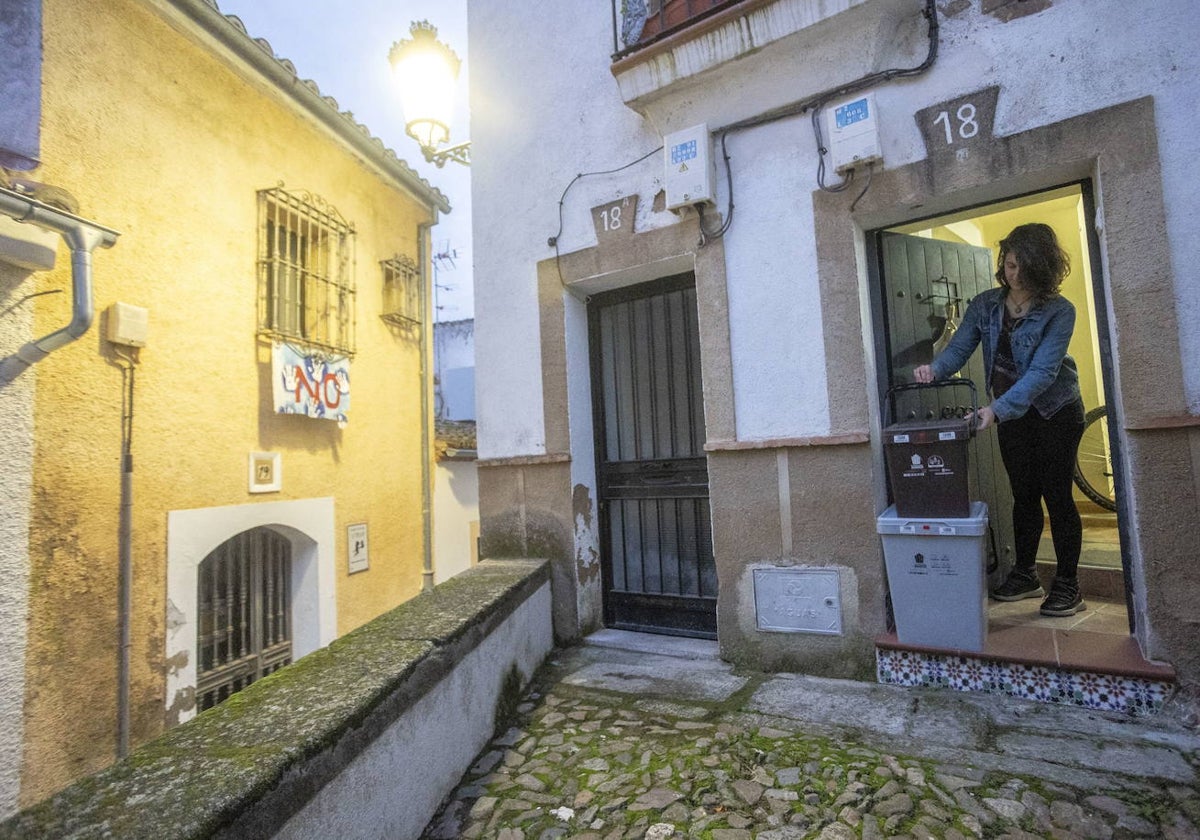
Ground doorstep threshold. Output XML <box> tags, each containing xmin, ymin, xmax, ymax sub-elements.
<box><xmin>875</xmin><ymin>626</ymin><xmax>1175</xmax><ymax>682</ymax></box>
<box><xmin>583</xmin><ymin>628</ymin><xmax>720</xmax><ymax>661</ymax></box>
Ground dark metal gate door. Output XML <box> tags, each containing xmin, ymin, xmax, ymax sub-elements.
<box><xmin>590</xmin><ymin>274</ymin><xmax>716</xmax><ymax>638</ymax></box>
<box><xmin>196</xmin><ymin>527</ymin><xmax>293</xmax><ymax>711</ymax></box>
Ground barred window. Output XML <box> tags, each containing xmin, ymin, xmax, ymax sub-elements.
<box><xmin>257</xmin><ymin>185</ymin><xmax>356</xmax><ymax>355</ymax></box>
<box><xmin>196</xmin><ymin>528</ymin><xmax>292</xmax><ymax>711</ymax></box>
<box><xmin>380</xmin><ymin>254</ymin><xmax>422</xmax><ymax>327</ymax></box>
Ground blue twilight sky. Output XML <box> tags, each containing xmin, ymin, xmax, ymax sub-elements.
<box><xmin>215</xmin><ymin>0</ymin><xmax>473</xmax><ymax>322</ymax></box>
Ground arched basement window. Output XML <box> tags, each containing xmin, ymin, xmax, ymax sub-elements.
<box><xmin>196</xmin><ymin>527</ymin><xmax>293</xmax><ymax>711</ymax></box>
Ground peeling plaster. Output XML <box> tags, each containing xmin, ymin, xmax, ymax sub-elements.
<box><xmin>164</xmin><ymin>650</ymin><xmax>188</xmax><ymax>678</ymax></box>
<box><xmin>572</xmin><ymin>484</ymin><xmax>601</xmax><ymax>586</ymax></box>
<box><xmin>983</xmin><ymin>0</ymin><xmax>1052</xmax><ymax>22</ymax></box>
<box><xmin>165</xmin><ymin>599</ymin><xmax>185</xmax><ymax>635</ymax></box>
<box><xmin>572</xmin><ymin>483</ymin><xmax>593</xmax><ymax>530</ymax></box>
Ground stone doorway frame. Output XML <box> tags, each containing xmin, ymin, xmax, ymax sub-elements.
<box><xmin>813</xmin><ymin>96</ymin><xmax>1197</xmax><ymax>681</ymax></box>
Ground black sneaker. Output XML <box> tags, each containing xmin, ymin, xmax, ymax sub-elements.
<box><xmin>1040</xmin><ymin>578</ymin><xmax>1085</xmax><ymax>616</ymax></box>
<box><xmin>991</xmin><ymin>568</ymin><xmax>1045</xmax><ymax>601</ymax></box>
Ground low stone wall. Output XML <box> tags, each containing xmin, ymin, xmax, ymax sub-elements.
<box><xmin>0</xmin><ymin>558</ymin><xmax>553</xmax><ymax>840</ymax></box>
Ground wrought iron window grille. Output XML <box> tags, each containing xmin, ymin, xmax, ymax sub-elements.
<box><xmin>257</xmin><ymin>184</ymin><xmax>356</xmax><ymax>356</ymax></box>
<box><xmin>380</xmin><ymin>253</ymin><xmax>423</xmax><ymax>329</ymax></box>
<box><xmin>196</xmin><ymin>528</ymin><xmax>292</xmax><ymax>711</ymax></box>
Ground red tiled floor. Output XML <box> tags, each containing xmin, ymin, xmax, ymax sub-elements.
<box><xmin>1053</xmin><ymin>630</ymin><xmax>1174</xmax><ymax>678</ymax></box>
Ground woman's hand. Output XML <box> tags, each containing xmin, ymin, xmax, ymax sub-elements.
<box><xmin>912</xmin><ymin>364</ymin><xmax>935</xmax><ymax>383</ymax></box>
<box><xmin>968</xmin><ymin>405</ymin><xmax>996</xmax><ymax>431</ymax></box>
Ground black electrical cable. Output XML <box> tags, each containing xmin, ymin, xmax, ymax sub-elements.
<box><xmin>548</xmin><ymin>145</ymin><xmax>663</xmax><ymax>287</ymax></box>
<box><xmin>716</xmin><ymin>0</ymin><xmax>939</xmax><ymax>200</ymax></box>
<box><xmin>696</xmin><ymin>130</ymin><xmax>736</xmax><ymax>247</ymax></box>
<box><xmin>116</xmin><ymin>348</ymin><xmax>136</xmax><ymax>453</ymax></box>
<box><xmin>715</xmin><ymin>131</ymin><xmax>735</xmax><ymax>237</ymax></box>
<box><xmin>813</xmin><ymin>105</ymin><xmax>855</xmax><ymax>193</ymax></box>
<box><xmin>811</xmin><ymin>0</ymin><xmax>937</xmax><ymax>194</ymax></box>
<box><xmin>552</xmin><ymin>0</ymin><xmax>939</xmax><ymax>261</ymax></box>
<box><xmin>0</xmin><ymin>288</ymin><xmax>63</xmax><ymax>319</ymax></box>
<box><xmin>718</xmin><ymin>0</ymin><xmax>939</xmax><ymax>137</ymax></box>
<box><xmin>696</xmin><ymin>203</ymin><xmax>711</xmax><ymax>248</ymax></box>
<box><xmin>849</xmin><ymin>162</ymin><xmax>875</xmax><ymax>211</ymax></box>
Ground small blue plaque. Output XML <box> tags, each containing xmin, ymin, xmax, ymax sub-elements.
<box><xmin>835</xmin><ymin>98</ymin><xmax>870</xmax><ymax>129</ymax></box>
<box><xmin>670</xmin><ymin>139</ymin><xmax>697</xmax><ymax>165</ymax></box>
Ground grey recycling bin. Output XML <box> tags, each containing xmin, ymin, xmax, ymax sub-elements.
<box><xmin>877</xmin><ymin>501</ymin><xmax>989</xmax><ymax>652</ymax></box>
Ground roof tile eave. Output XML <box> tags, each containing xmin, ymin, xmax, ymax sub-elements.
<box><xmin>173</xmin><ymin>0</ymin><xmax>451</xmax><ymax>214</ymax></box>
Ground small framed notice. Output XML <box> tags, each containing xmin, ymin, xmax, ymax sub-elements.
<box><xmin>248</xmin><ymin>452</ymin><xmax>281</xmax><ymax>493</ymax></box>
<box><xmin>347</xmin><ymin>523</ymin><xmax>369</xmax><ymax>574</ymax></box>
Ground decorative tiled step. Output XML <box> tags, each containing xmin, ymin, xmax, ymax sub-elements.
<box><xmin>876</xmin><ymin>630</ymin><xmax>1176</xmax><ymax>716</ymax></box>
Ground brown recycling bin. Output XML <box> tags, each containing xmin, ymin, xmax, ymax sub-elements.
<box><xmin>883</xmin><ymin>416</ymin><xmax>972</xmax><ymax>518</ymax></box>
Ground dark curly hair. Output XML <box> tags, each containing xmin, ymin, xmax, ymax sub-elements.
<box><xmin>994</xmin><ymin>222</ymin><xmax>1071</xmax><ymax>300</ymax></box>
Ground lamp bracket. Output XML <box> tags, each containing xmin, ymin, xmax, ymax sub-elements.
<box><xmin>425</xmin><ymin>141</ymin><xmax>471</xmax><ymax>168</ymax></box>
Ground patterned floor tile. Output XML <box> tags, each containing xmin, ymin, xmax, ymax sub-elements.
<box><xmin>876</xmin><ymin>648</ymin><xmax>1172</xmax><ymax>716</ymax></box>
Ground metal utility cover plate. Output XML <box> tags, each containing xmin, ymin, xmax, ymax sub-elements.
<box><xmin>753</xmin><ymin>568</ymin><xmax>842</xmax><ymax>635</ymax></box>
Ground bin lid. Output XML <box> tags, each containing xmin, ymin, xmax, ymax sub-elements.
<box><xmin>875</xmin><ymin>501</ymin><xmax>988</xmax><ymax>535</ymax></box>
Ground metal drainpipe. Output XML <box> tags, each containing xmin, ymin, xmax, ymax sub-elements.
<box><xmin>419</xmin><ymin>220</ymin><xmax>436</xmax><ymax>592</ymax></box>
<box><xmin>0</xmin><ymin>186</ymin><xmax>119</xmax><ymax>384</ymax></box>
<box><xmin>0</xmin><ymin>186</ymin><xmax>123</xmax><ymax>750</ymax></box>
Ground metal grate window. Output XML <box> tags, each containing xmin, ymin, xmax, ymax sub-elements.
<box><xmin>380</xmin><ymin>254</ymin><xmax>422</xmax><ymax>327</ymax></box>
<box><xmin>196</xmin><ymin>527</ymin><xmax>292</xmax><ymax>712</ymax></box>
<box><xmin>257</xmin><ymin>185</ymin><xmax>356</xmax><ymax>355</ymax></box>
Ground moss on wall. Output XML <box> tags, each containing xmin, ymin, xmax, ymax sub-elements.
<box><xmin>0</xmin><ymin>560</ymin><xmax>549</xmax><ymax>840</ymax></box>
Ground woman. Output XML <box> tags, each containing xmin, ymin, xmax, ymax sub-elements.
<box><xmin>914</xmin><ymin>223</ymin><xmax>1086</xmax><ymax>617</ymax></box>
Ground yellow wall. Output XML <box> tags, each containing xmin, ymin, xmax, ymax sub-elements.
<box><xmin>974</xmin><ymin>195</ymin><xmax>1105</xmax><ymax>413</ymax></box>
<box><xmin>925</xmin><ymin>190</ymin><xmax>1105</xmax><ymax>413</ymax></box>
<box><xmin>23</xmin><ymin>0</ymin><xmax>437</xmax><ymax>804</ymax></box>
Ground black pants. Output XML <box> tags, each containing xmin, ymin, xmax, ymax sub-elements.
<box><xmin>996</xmin><ymin>400</ymin><xmax>1085</xmax><ymax>580</ymax></box>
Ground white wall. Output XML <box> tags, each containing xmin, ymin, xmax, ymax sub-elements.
<box><xmin>0</xmin><ymin>263</ymin><xmax>34</xmax><ymax>818</ymax></box>
<box><xmin>434</xmin><ymin>319</ymin><xmax>476</xmax><ymax>421</ymax></box>
<box><xmin>467</xmin><ymin>0</ymin><xmax>1200</xmax><ymax>454</ymax></box>
<box><xmin>719</xmin><ymin>120</ymin><xmax>830</xmax><ymax>438</ymax></box>
<box><xmin>468</xmin><ymin>2</ymin><xmax>664</xmax><ymax>459</ymax></box>
<box><xmin>432</xmin><ymin>319</ymin><xmax>479</xmax><ymax>583</ymax></box>
<box><xmin>433</xmin><ymin>460</ymin><xmax>479</xmax><ymax>584</ymax></box>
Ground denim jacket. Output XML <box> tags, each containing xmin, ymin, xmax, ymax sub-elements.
<box><xmin>930</xmin><ymin>286</ymin><xmax>1080</xmax><ymax>423</ymax></box>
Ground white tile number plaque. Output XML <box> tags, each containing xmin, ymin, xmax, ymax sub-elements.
<box><xmin>753</xmin><ymin>568</ymin><xmax>842</xmax><ymax>635</ymax></box>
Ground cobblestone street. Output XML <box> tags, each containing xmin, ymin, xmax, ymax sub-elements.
<box><xmin>424</xmin><ymin>634</ymin><xmax>1200</xmax><ymax>840</ymax></box>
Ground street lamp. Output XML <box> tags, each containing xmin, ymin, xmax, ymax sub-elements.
<box><xmin>388</xmin><ymin>21</ymin><xmax>470</xmax><ymax>167</ymax></box>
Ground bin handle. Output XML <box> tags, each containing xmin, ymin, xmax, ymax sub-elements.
<box><xmin>885</xmin><ymin>378</ymin><xmax>979</xmax><ymax>437</ymax></box>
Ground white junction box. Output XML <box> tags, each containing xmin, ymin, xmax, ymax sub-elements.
<box><xmin>664</xmin><ymin>123</ymin><xmax>714</xmax><ymax>211</ymax></box>
<box><xmin>106</xmin><ymin>301</ymin><xmax>149</xmax><ymax>347</ymax></box>
<box><xmin>826</xmin><ymin>92</ymin><xmax>882</xmax><ymax>174</ymax></box>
